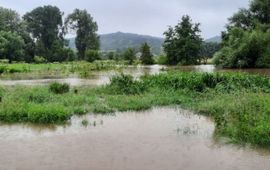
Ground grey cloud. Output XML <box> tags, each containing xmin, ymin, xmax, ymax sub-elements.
<box><xmin>1</xmin><ymin>0</ymin><xmax>249</xmax><ymax>39</ymax></box>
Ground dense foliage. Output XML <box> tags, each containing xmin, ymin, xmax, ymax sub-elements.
<box><xmin>23</xmin><ymin>6</ymin><xmax>66</xmax><ymax>62</ymax></box>
<box><xmin>163</xmin><ymin>15</ymin><xmax>203</xmax><ymax>65</ymax></box>
<box><xmin>122</xmin><ymin>48</ymin><xmax>136</xmax><ymax>64</ymax></box>
<box><xmin>140</xmin><ymin>42</ymin><xmax>154</xmax><ymax>65</ymax></box>
<box><xmin>0</xmin><ymin>31</ymin><xmax>25</xmax><ymax>63</ymax></box>
<box><xmin>215</xmin><ymin>0</ymin><xmax>270</xmax><ymax>68</ymax></box>
<box><xmin>0</xmin><ymin>6</ymin><xmax>99</xmax><ymax>63</ymax></box>
<box><xmin>1</xmin><ymin>72</ymin><xmax>270</xmax><ymax>147</ymax></box>
<box><xmin>65</xmin><ymin>9</ymin><xmax>99</xmax><ymax>60</ymax></box>
<box><xmin>199</xmin><ymin>42</ymin><xmax>220</xmax><ymax>64</ymax></box>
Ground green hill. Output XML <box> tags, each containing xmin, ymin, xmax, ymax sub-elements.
<box><xmin>68</xmin><ymin>32</ymin><xmax>164</xmax><ymax>55</ymax></box>
<box><xmin>205</xmin><ymin>36</ymin><xmax>222</xmax><ymax>43</ymax></box>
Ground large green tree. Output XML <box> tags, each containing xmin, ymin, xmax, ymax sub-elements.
<box><xmin>122</xmin><ymin>48</ymin><xmax>136</xmax><ymax>65</ymax></box>
<box><xmin>215</xmin><ymin>0</ymin><xmax>270</xmax><ymax>68</ymax></box>
<box><xmin>0</xmin><ymin>31</ymin><xmax>25</xmax><ymax>63</ymax></box>
<box><xmin>0</xmin><ymin>7</ymin><xmax>21</xmax><ymax>32</ymax></box>
<box><xmin>65</xmin><ymin>9</ymin><xmax>99</xmax><ymax>60</ymax></box>
<box><xmin>23</xmin><ymin>5</ymin><xmax>65</xmax><ymax>61</ymax></box>
<box><xmin>140</xmin><ymin>42</ymin><xmax>154</xmax><ymax>65</ymax></box>
<box><xmin>0</xmin><ymin>7</ymin><xmax>35</xmax><ymax>62</ymax></box>
<box><xmin>163</xmin><ymin>15</ymin><xmax>202</xmax><ymax>65</ymax></box>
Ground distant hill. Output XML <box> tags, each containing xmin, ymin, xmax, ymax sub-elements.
<box><xmin>68</xmin><ymin>32</ymin><xmax>164</xmax><ymax>55</ymax></box>
<box><xmin>205</xmin><ymin>36</ymin><xmax>222</xmax><ymax>43</ymax></box>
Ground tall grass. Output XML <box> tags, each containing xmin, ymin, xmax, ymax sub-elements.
<box><xmin>0</xmin><ymin>72</ymin><xmax>269</xmax><ymax>147</ymax></box>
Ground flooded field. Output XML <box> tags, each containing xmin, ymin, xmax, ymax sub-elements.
<box><xmin>0</xmin><ymin>65</ymin><xmax>269</xmax><ymax>87</ymax></box>
<box><xmin>0</xmin><ymin>65</ymin><xmax>163</xmax><ymax>86</ymax></box>
<box><xmin>0</xmin><ymin>107</ymin><xmax>270</xmax><ymax>170</ymax></box>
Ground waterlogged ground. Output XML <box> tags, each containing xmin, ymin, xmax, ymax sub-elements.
<box><xmin>0</xmin><ymin>65</ymin><xmax>163</xmax><ymax>86</ymax></box>
<box><xmin>0</xmin><ymin>107</ymin><xmax>270</xmax><ymax>170</ymax></box>
<box><xmin>0</xmin><ymin>65</ymin><xmax>270</xmax><ymax>86</ymax></box>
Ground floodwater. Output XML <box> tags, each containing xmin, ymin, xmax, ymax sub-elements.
<box><xmin>0</xmin><ymin>65</ymin><xmax>164</xmax><ymax>86</ymax></box>
<box><xmin>0</xmin><ymin>65</ymin><xmax>269</xmax><ymax>86</ymax></box>
<box><xmin>0</xmin><ymin>107</ymin><xmax>270</xmax><ymax>170</ymax></box>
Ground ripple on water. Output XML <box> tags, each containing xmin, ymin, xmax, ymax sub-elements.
<box><xmin>0</xmin><ymin>107</ymin><xmax>270</xmax><ymax>170</ymax></box>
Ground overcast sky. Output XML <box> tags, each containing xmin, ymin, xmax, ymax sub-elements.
<box><xmin>1</xmin><ymin>0</ymin><xmax>250</xmax><ymax>39</ymax></box>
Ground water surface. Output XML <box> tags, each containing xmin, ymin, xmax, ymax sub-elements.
<box><xmin>0</xmin><ymin>107</ymin><xmax>270</xmax><ymax>170</ymax></box>
<box><xmin>1</xmin><ymin>65</ymin><xmax>269</xmax><ymax>87</ymax></box>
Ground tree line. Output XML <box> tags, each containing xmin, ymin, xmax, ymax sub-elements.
<box><xmin>0</xmin><ymin>5</ymin><xmax>155</xmax><ymax>65</ymax></box>
<box><xmin>163</xmin><ymin>0</ymin><xmax>269</xmax><ymax>68</ymax></box>
<box><xmin>0</xmin><ymin>6</ymin><xmax>100</xmax><ymax>63</ymax></box>
<box><xmin>213</xmin><ymin>0</ymin><xmax>270</xmax><ymax>68</ymax></box>
<box><xmin>2</xmin><ymin>0</ymin><xmax>268</xmax><ymax>68</ymax></box>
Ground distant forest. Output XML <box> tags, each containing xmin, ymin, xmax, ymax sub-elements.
<box><xmin>0</xmin><ymin>0</ymin><xmax>269</xmax><ymax>67</ymax></box>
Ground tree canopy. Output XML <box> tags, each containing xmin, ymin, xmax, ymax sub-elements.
<box><xmin>140</xmin><ymin>42</ymin><xmax>154</xmax><ymax>65</ymax></box>
<box><xmin>163</xmin><ymin>15</ymin><xmax>202</xmax><ymax>65</ymax></box>
<box><xmin>65</xmin><ymin>9</ymin><xmax>99</xmax><ymax>60</ymax></box>
<box><xmin>0</xmin><ymin>31</ymin><xmax>25</xmax><ymax>63</ymax></box>
<box><xmin>215</xmin><ymin>0</ymin><xmax>270</xmax><ymax>68</ymax></box>
<box><xmin>23</xmin><ymin>5</ymin><xmax>65</xmax><ymax>61</ymax></box>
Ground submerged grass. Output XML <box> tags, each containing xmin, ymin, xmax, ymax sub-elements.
<box><xmin>0</xmin><ymin>60</ymin><xmax>127</xmax><ymax>79</ymax></box>
<box><xmin>0</xmin><ymin>71</ymin><xmax>269</xmax><ymax>146</ymax></box>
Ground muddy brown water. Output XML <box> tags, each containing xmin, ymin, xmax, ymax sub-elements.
<box><xmin>1</xmin><ymin>65</ymin><xmax>270</xmax><ymax>169</ymax></box>
<box><xmin>0</xmin><ymin>65</ymin><xmax>269</xmax><ymax>86</ymax></box>
<box><xmin>1</xmin><ymin>107</ymin><xmax>270</xmax><ymax>170</ymax></box>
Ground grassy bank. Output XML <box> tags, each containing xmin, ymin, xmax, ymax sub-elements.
<box><xmin>0</xmin><ymin>72</ymin><xmax>270</xmax><ymax>146</ymax></box>
<box><xmin>0</xmin><ymin>60</ymin><xmax>127</xmax><ymax>79</ymax></box>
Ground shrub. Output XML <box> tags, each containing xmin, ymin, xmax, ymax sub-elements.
<box><xmin>85</xmin><ymin>50</ymin><xmax>100</xmax><ymax>62</ymax></box>
<box><xmin>156</xmin><ymin>55</ymin><xmax>168</xmax><ymax>65</ymax></box>
<box><xmin>109</xmin><ymin>74</ymin><xmax>147</xmax><ymax>95</ymax></box>
<box><xmin>34</xmin><ymin>56</ymin><xmax>46</xmax><ymax>64</ymax></box>
<box><xmin>49</xmin><ymin>82</ymin><xmax>70</xmax><ymax>94</ymax></box>
<box><xmin>0</xmin><ymin>66</ymin><xmax>7</xmax><ymax>74</ymax></box>
<box><xmin>8</xmin><ymin>68</ymin><xmax>21</xmax><ymax>73</ymax></box>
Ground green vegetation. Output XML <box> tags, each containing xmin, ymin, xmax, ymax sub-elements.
<box><xmin>65</xmin><ymin>9</ymin><xmax>99</xmax><ymax>60</ymax></box>
<box><xmin>199</xmin><ymin>42</ymin><xmax>220</xmax><ymax>64</ymax></box>
<box><xmin>214</xmin><ymin>0</ymin><xmax>270</xmax><ymax>68</ymax></box>
<box><xmin>0</xmin><ymin>31</ymin><xmax>25</xmax><ymax>63</ymax></box>
<box><xmin>23</xmin><ymin>6</ymin><xmax>66</xmax><ymax>62</ymax></box>
<box><xmin>163</xmin><ymin>15</ymin><xmax>203</xmax><ymax>65</ymax></box>
<box><xmin>85</xmin><ymin>50</ymin><xmax>100</xmax><ymax>62</ymax></box>
<box><xmin>0</xmin><ymin>60</ymin><xmax>127</xmax><ymax>79</ymax></box>
<box><xmin>0</xmin><ymin>72</ymin><xmax>270</xmax><ymax>147</ymax></box>
<box><xmin>0</xmin><ymin>6</ymin><xmax>99</xmax><ymax>63</ymax></box>
<box><xmin>49</xmin><ymin>82</ymin><xmax>70</xmax><ymax>94</ymax></box>
<box><xmin>122</xmin><ymin>48</ymin><xmax>136</xmax><ymax>65</ymax></box>
<box><xmin>140</xmin><ymin>42</ymin><xmax>154</xmax><ymax>65</ymax></box>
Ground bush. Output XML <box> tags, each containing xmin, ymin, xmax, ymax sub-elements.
<box><xmin>0</xmin><ymin>66</ymin><xmax>7</xmax><ymax>74</ymax></box>
<box><xmin>156</xmin><ymin>55</ymin><xmax>168</xmax><ymax>65</ymax></box>
<box><xmin>34</xmin><ymin>56</ymin><xmax>46</xmax><ymax>64</ymax></box>
<box><xmin>49</xmin><ymin>82</ymin><xmax>70</xmax><ymax>94</ymax></box>
<box><xmin>214</xmin><ymin>28</ymin><xmax>270</xmax><ymax>68</ymax></box>
<box><xmin>109</xmin><ymin>74</ymin><xmax>147</xmax><ymax>95</ymax></box>
<box><xmin>85</xmin><ymin>50</ymin><xmax>100</xmax><ymax>62</ymax></box>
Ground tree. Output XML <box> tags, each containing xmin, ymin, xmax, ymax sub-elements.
<box><xmin>199</xmin><ymin>42</ymin><xmax>220</xmax><ymax>64</ymax></box>
<box><xmin>0</xmin><ymin>7</ymin><xmax>35</xmax><ymax>62</ymax></box>
<box><xmin>215</xmin><ymin>0</ymin><xmax>270</xmax><ymax>68</ymax></box>
<box><xmin>140</xmin><ymin>42</ymin><xmax>154</xmax><ymax>65</ymax></box>
<box><xmin>0</xmin><ymin>7</ymin><xmax>21</xmax><ymax>32</ymax></box>
<box><xmin>65</xmin><ymin>9</ymin><xmax>99</xmax><ymax>60</ymax></box>
<box><xmin>122</xmin><ymin>48</ymin><xmax>136</xmax><ymax>65</ymax></box>
<box><xmin>106</xmin><ymin>51</ymin><xmax>115</xmax><ymax>60</ymax></box>
<box><xmin>0</xmin><ymin>31</ymin><xmax>25</xmax><ymax>63</ymax></box>
<box><xmin>85</xmin><ymin>50</ymin><xmax>100</xmax><ymax>62</ymax></box>
<box><xmin>23</xmin><ymin>5</ymin><xmax>65</xmax><ymax>61</ymax></box>
<box><xmin>163</xmin><ymin>15</ymin><xmax>202</xmax><ymax>65</ymax></box>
